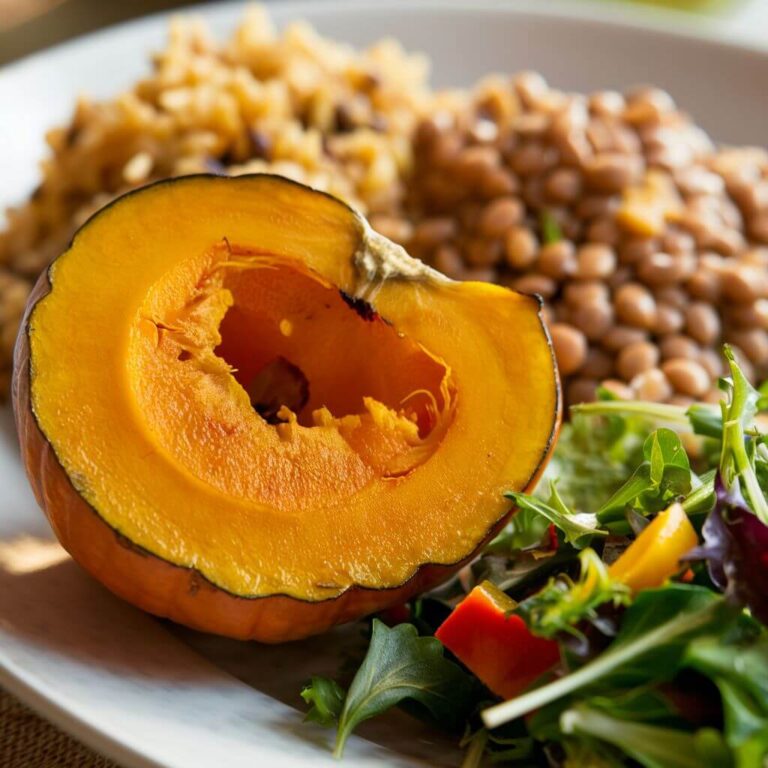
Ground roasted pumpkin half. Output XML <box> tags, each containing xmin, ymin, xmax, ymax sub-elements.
<box><xmin>13</xmin><ymin>175</ymin><xmax>560</xmax><ymax>642</ymax></box>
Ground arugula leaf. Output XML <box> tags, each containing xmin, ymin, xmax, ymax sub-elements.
<box><xmin>687</xmin><ymin>403</ymin><xmax>724</xmax><ymax>439</ymax></box>
<box><xmin>719</xmin><ymin>346</ymin><xmax>768</xmax><ymax>523</ymax></box>
<box><xmin>539</xmin><ymin>408</ymin><xmax>646</xmax><ymax>515</ymax></box>
<box><xmin>482</xmin><ymin>586</ymin><xmax>734</xmax><ymax>729</ymax></box>
<box><xmin>330</xmin><ymin>620</ymin><xmax>475</xmax><ymax>757</ymax></box>
<box><xmin>686</xmin><ymin>630</ymin><xmax>768</xmax><ymax>752</ymax></box>
<box><xmin>560</xmin><ymin>704</ymin><xmax>732</xmax><ymax>768</ymax></box>
<box><xmin>301</xmin><ymin>676</ymin><xmax>345</xmax><ymax>727</ymax></box>
<box><xmin>681</xmin><ymin>468</ymin><xmax>716</xmax><ymax>515</ymax></box>
<box><xmin>506</xmin><ymin>481</ymin><xmax>606</xmax><ymax>549</ymax></box>
<box><xmin>485</xmin><ymin>505</ymin><xmax>550</xmax><ymax>554</ymax></box>
<box><xmin>597</xmin><ymin>429</ymin><xmax>691</xmax><ymax>523</ymax></box>
<box><xmin>517</xmin><ymin>548</ymin><xmax>630</xmax><ymax>639</ymax></box>
<box><xmin>459</xmin><ymin>728</ymin><xmax>534</xmax><ymax>768</ymax></box>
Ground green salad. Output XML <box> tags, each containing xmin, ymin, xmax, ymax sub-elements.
<box><xmin>301</xmin><ymin>346</ymin><xmax>768</xmax><ymax>767</ymax></box>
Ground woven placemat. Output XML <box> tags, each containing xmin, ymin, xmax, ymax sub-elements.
<box><xmin>0</xmin><ymin>688</ymin><xmax>119</xmax><ymax>768</ymax></box>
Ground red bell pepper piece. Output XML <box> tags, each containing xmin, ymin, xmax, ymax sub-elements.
<box><xmin>435</xmin><ymin>581</ymin><xmax>560</xmax><ymax>700</ymax></box>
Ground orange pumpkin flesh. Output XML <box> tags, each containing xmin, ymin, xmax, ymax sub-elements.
<box><xmin>13</xmin><ymin>175</ymin><xmax>560</xmax><ymax>642</ymax></box>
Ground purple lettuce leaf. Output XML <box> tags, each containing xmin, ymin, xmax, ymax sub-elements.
<box><xmin>688</xmin><ymin>477</ymin><xmax>768</xmax><ymax>625</ymax></box>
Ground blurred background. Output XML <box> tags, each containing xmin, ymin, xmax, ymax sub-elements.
<box><xmin>0</xmin><ymin>0</ymin><xmax>766</xmax><ymax>67</ymax></box>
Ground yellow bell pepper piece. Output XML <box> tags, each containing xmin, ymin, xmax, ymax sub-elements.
<box><xmin>616</xmin><ymin>170</ymin><xmax>682</xmax><ymax>237</ymax></box>
<box><xmin>609</xmin><ymin>502</ymin><xmax>698</xmax><ymax>592</ymax></box>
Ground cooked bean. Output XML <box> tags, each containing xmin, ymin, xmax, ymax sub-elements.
<box><xmin>602</xmin><ymin>325</ymin><xmax>648</xmax><ymax>352</ymax></box>
<box><xmin>370</xmin><ymin>214</ymin><xmax>413</xmax><ymax>244</ymax></box>
<box><xmin>608</xmin><ymin>266</ymin><xmax>633</xmax><ymax>290</ymax></box>
<box><xmin>463</xmin><ymin>266</ymin><xmax>498</xmax><ymax>283</ymax></box>
<box><xmin>631</xmin><ymin>368</ymin><xmax>672</xmax><ymax>402</ymax></box>
<box><xmin>684</xmin><ymin>302</ymin><xmax>721</xmax><ymax>346</ymax></box>
<box><xmin>583</xmin><ymin>153</ymin><xmax>643</xmax><ymax>193</ymax></box>
<box><xmin>653</xmin><ymin>286</ymin><xmax>688</xmax><ymax>310</ymax></box>
<box><xmin>544</xmin><ymin>167</ymin><xmax>582</xmax><ymax>204</ymax></box>
<box><xmin>580</xmin><ymin>348</ymin><xmax>614</xmax><ymax>379</ymax></box>
<box><xmin>589</xmin><ymin>90</ymin><xmax>625</xmax><ymax>117</ymax></box>
<box><xmin>453</xmin><ymin>145</ymin><xmax>500</xmax><ymax>176</ymax></box>
<box><xmin>661</xmin><ymin>358</ymin><xmax>710</xmax><ymax>397</ymax></box>
<box><xmin>685</xmin><ymin>270</ymin><xmax>721</xmax><ymax>302</ymax></box>
<box><xmin>726</xmin><ymin>299</ymin><xmax>768</xmax><ymax>330</ymax></box>
<box><xmin>659</xmin><ymin>334</ymin><xmax>700</xmax><ymax>361</ymax></box>
<box><xmin>510</xmin><ymin>273</ymin><xmax>556</xmax><ymax>298</ymax></box>
<box><xmin>618</xmin><ymin>237</ymin><xmax>658</xmax><ymax>265</ymax></box>
<box><xmin>661</xmin><ymin>229</ymin><xmax>695</xmax><ymax>256</ymax></box>
<box><xmin>637</xmin><ymin>251</ymin><xmax>695</xmax><ymax>286</ymax></box>
<box><xmin>566</xmin><ymin>377</ymin><xmax>598</xmax><ymax>406</ymax></box>
<box><xmin>465</xmin><ymin>238</ymin><xmax>502</xmax><ymax>267</ymax></box>
<box><xmin>504</xmin><ymin>226</ymin><xmax>538</xmax><ymax>269</ymax></box>
<box><xmin>614</xmin><ymin>283</ymin><xmax>657</xmax><ymax>329</ymax></box>
<box><xmin>538</xmin><ymin>240</ymin><xmax>576</xmax><ymax>279</ymax></box>
<box><xmin>624</xmin><ymin>86</ymin><xmax>675</xmax><ymax>124</ymax></box>
<box><xmin>564</xmin><ymin>280</ymin><xmax>610</xmax><ymax>306</ymax></box>
<box><xmin>510</xmin><ymin>142</ymin><xmax>557</xmax><ymax>176</ymax></box>
<box><xmin>617</xmin><ymin>341</ymin><xmax>660</xmax><ymax>381</ymax></box>
<box><xmin>738</xmin><ymin>247</ymin><xmax>768</xmax><ymax>268</ymax></box>
<box><xmin>749</xmin><ymin>211</ymin><xmax>768</xmax><ymax>243</ymax></box>
<box><xmin>653</xmin><ymin>303</ymin><xmax>684</xmax><ymax>336</ymax></box>
<box><xmin>479</xmin><ymin>167</ymin><xmax>519</xmax><ymax>198</ymax></box>
<box><xmin>727</xmin><ymin>329</ymin><xmax>768</xmax><ymax>368</ymax></box>
<box><xmin>721</xmin><ymin>264</ymin><xmax>768</xmax><ymax>303</ymax></box>
<box><xmin>432</xmin><ymin>245</ymin><xmax>466</xmax><ymax>278</ymax></box>
<box><xmin>570</xmin><ymin>301</ymin><xmax>614</xmax><ymax>341</ymax></box>
<box><xmin>576</xmin><ymin>243</ymin><xmax>617</xmax><ymax>280</ymax></box>
<box><xmin>514</xmin><ymin>71</ymin><xmax>549</xmax><ymax>107</ymax></box>
<box><xmin>478</xmin><ymin>197</ymin><xmax>524</xmax><ymax>237</ymax></box>
<box><xmin>412</xmin><ymin>217</ymin><xmax>457</xmax><ymax>250</ymax></box>
<box><xmin>550</xmin><ymin>323</ymin><xmax>588</xmax><ymax>375</ymax></box>
<box><xmin>575</xmin><ymin>194</ymin><xmax>621</xmax><ymax>220</ymax></box>
<box><xmin>586</xmin><ymin>217</ymin><xmax>621</xmax><ymax>246</ymax></box>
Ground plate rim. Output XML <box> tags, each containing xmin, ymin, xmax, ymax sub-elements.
<box><xmin>3</xmin><ymin>0</ymin><xmax>768</xmax><ymax>81</ymax></box>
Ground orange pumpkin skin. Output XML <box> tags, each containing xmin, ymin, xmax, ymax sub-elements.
<box><xmin>13</xmin><ymin>175</ymin><xmax>561</xmax><ymax>642</ymax></box>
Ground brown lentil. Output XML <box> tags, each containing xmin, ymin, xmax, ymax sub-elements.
<box><xmin>504</xmin><ymin>227</ymin><xmax>538</xmax><ymax>269</ymax></box>
<box><xmin>570</xmin><ymin>301</ymin><xmax>614</xmax><ymax>341</ymax></box>
<box><xmin>602</xmin><ymin>325</ymin><xmax>649</xmax><ymax>353</ymax></box>
<box><xmin>653</xmin><ymin>304</ymin><xmax>684</xmax><ymax>336</ymax></box>
<box><xmin>566</xmin><ymin>377</ymin><xmax>599</xmax><ymax>406</ymax></box>
<box><xmin>550</xmin><ymin>323</ymin><xmax>588</xmax><ymax>375</ymax></box>
<box><xmin>538</xmin><ymin>241</ymin><xmax>577</xmax><ymax>279</ymax></box>
<box><xmin>661</xmin><ymin>358</ymin><xmax>710</xmax><ymax>397</ymax></box>
<box><xmin>727</xmin><ymin>328</ymin><xmax>768</xmax><ymax>367</ymax></box>
<box><xmin>614</xmin><ymin>283</ymin><xmax>657</xmax><ymax>329</ymax></box>
<box><xmin>660</xmin><ymin>334</ymin><xmax>701</xmax><ymax>361</ymax></box>
<box><xmin>684</xmin><ymin>302</ymin><xmax>721</xmax><ymax>346</ymax></box>
<box><xmin>478</xmin><ymin>197</ymin><xmax>525</xmax><ymax>238</ymax></box>
<box><xmin>510</xmin><ymin>273</ymin><xmax>557</xmax><ymax>298</ymax></box>
<box><xmin>631</xmin><ymin>368</ymin><xmax>673</xmax><ymax>402</ymax></box>
<box><xmin>616</xmin><ymin>341</ymin><xmax>660</xmax><ymax>381</ymax></box>
<box><xmin>580</xmin><ymin>348</ymin><xmax>614</xmax><ymax>379</ymax></box>
<box><xmin>576</xmin><ymin>243</ymin><xmax>617</xmax><ymax>279</ymax></box>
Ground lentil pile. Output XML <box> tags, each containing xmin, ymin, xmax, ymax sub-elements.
<box><xmin>2</xmin><ymin>7</ymin><xmax>768</xmax><ymax>405</ymax></box>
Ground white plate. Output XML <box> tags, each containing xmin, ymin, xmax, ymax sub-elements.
<box><xmin>3</xmin><ymin>2</ymin><xmax>768</xmax><ymax>765</ymax></box>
